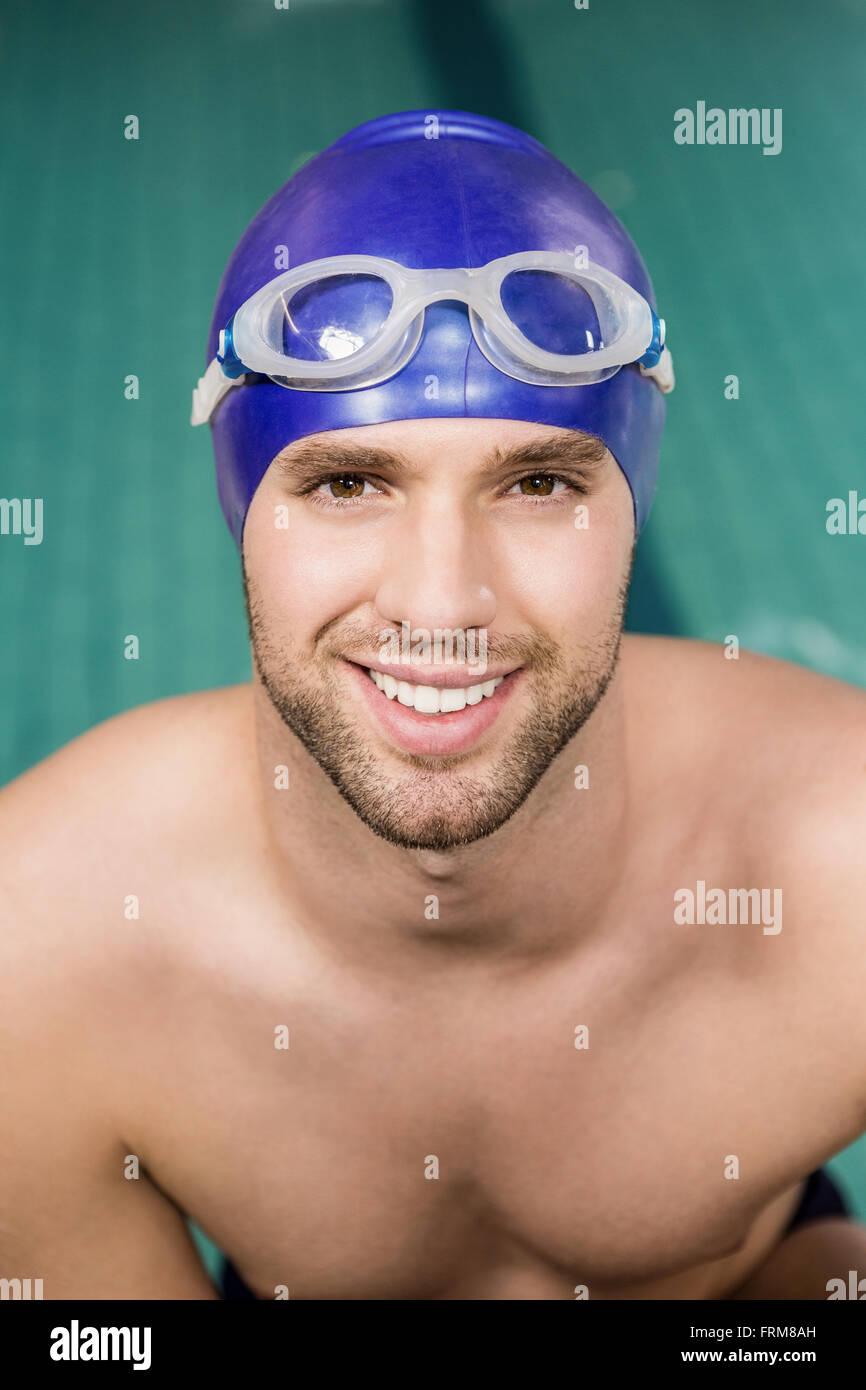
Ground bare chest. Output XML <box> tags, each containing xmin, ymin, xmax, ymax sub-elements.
<box><xmin>147</xmin><ymin>954</ymin><xmax>857</xmax><ymax>1300</ymax></box>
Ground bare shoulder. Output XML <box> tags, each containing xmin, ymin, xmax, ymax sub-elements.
<box><xmin>0</xmin><ymin>682</ymin><xmax>255</xmax><ymax>837</ymax></box>
<box><xmin>623</xmin><ymin>632</ymin><xmax>866</xmax><ymax>864</ymax></box>
<box><xmin>623</xmin><ymin>631</ymin><xmax>866</xmax><ymax>721</ymax></box>
<box><xmin>0</xmin><ymin>682</ymin><xmax>255</xmax><ymax>830</ymax></box>
<box><xmin>0</xmin><ymin>687</ymin><xmax>251</xmax><ymax>1296</ymax></box>
<box><xmin>623</xmin><ymin>633</ymin><xmax>866</xmax><ymax>1090</ymax></box>
<box><xmin>0</xmin><ymin>683</ymin><xmax>256</xmax><ymax>985</ymax></box>
<box><xmin>622</xmin><ymin>632</ymin><xmax>866</xmax><ymax>776</ymax></box>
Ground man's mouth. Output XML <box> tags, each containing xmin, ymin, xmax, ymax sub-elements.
<box><xmin>344</xmin><ymin>660</ymin><xmax>522</xmax><ymax>757</ymax></box>
<box><xmin>364</xmin><ymin>667</ymin><xmax>504</xmax><ymax>716</ymax></box>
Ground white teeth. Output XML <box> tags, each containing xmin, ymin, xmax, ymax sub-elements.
<box><xmin>439</xmin><ymin>687</ymin><xmax>467</xmax><ymax>713</ymax></box>
<box><xmin>413</xmin><ymin>685</ymin><xmax>440</xmax><ymax>714</ymax></box>
<box><xmin>367</xmin><ymin>669</ymin><xmax>505</xmax><ymax>715</ymax></box>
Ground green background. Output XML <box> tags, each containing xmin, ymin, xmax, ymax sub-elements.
<box><xmin>1</xmin><ymin>0</ymin><xmax>864</xmax><ymax>1283</ymax></box>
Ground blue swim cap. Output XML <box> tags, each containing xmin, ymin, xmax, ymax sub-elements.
<box><xmin>204</xmin><ymin>110</ymin><xmax>668</xmax><ymax>547</ymax></box>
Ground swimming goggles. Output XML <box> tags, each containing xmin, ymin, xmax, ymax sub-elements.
<box><xmin>191</xmin><ymin>250</ymin><xmax>675</xmax><ymax>426</ymax></box>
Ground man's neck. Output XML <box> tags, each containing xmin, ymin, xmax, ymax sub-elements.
<box><xmin>251</xmin><ymin>668</ymin><xmax>631</xmax><ymax>972</ymax></box>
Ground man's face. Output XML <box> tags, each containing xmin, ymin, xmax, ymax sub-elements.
<box><xmin>242</xmin><ymin>417</ymin><xmax>635</xmax><ymax>850</ymax></box>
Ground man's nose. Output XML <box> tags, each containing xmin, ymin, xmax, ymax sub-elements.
<box><xmin>373</xmin><ymin>501</ymin><xmax>496</xmax><ymax>635</ymax></box>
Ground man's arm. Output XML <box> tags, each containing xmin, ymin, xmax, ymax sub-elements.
<box><xmin>0</xmin><ymin>1085</ymin><xmax>220</xmax><ymax>1300</ymax></box>
<box><xmin>0</xmin><ymin>736</ymin><xmax>220</xmax><ymax>1301</ymax></box>
<box><xmin>0</xmin><ymin>956</ymin><xmax>220</xmax><ymax>1298</ymax></box>
<box><xmin>726</xmin><ymin>1218</ymin><xmax>866</xmax><ymax>1300</ymax></box>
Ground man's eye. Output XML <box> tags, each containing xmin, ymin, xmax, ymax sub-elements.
<box><xmin>510</xmin><ymin>474</ymin><xmax>564</xmax><ymax>497</ymax></box>
<box><xmin>317</xmin><ymin>476</ymin><xmax>374</xmax><ymax>500</ymax></box>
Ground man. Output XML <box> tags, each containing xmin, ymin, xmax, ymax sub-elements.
<box><xmin>1</xmin><ymin>110</ymin><xmax>865</xmax><ymax>1301</ymax></box>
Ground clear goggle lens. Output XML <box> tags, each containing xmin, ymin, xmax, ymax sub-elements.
<box><xmin>271</xmin><ymin>273</ymin><xmax>395</xmax><ymax>363</ymax></box>
<box><xmin>499</xmin><ymin>269</ymin><xmax>604</xmax><ymax>356</ymax></box>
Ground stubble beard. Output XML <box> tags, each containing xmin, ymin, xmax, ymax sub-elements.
<box><xmin>242</xmin><ymin>553</ymin><xmax>632</xmax><ymax>851</ymax></box>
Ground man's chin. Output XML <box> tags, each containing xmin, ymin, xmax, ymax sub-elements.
<box><xmin>328</xmin><ymin>770</ymin><xmax>528</xmax><ymax>851</ymax></box>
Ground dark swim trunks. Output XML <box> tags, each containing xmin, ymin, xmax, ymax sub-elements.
<box><xmin>784</xmin><ymin>1166</ymin><xmax>850</xmax><ymax>1233</ymax></box>
<box><xmin>221</xmin><ymin>1256</ymin><xmax>258</xmax><ymax>1301</ymax></box>
<box><xmin>219</xmin><ymin>1166</ymin><xmax>852</xmax><ymax>1299</ymax></box>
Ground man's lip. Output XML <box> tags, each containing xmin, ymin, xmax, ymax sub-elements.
<box><xmin>346</xmin><ymin>659</ymin><xmax>522</xmax><ymax>757</ymax></box>
<box><xmin>345</xmin><ymin>659</ymin><xmax>521</xmax><ymax>689</ymax></box>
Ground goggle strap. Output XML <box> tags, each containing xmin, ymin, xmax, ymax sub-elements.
<box><xmin>191</xmin><ymin>358</ymin><xmax>246</xmax><ymax>426</ymax></box>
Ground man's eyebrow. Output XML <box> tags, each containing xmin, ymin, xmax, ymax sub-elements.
<box><xmin>485</xmin><ymin>432</ymin><xmax>609</xmax><ymax>473</ymax></box>
<box><xmin>273</xmin><ymin>440</ymin><xmax>416</xmax><ymax>482</ymax></box>
<box><xmin>273</xmin><ymin>431</ymin><xmax>609</xmax><ymax>482</ymax></box>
